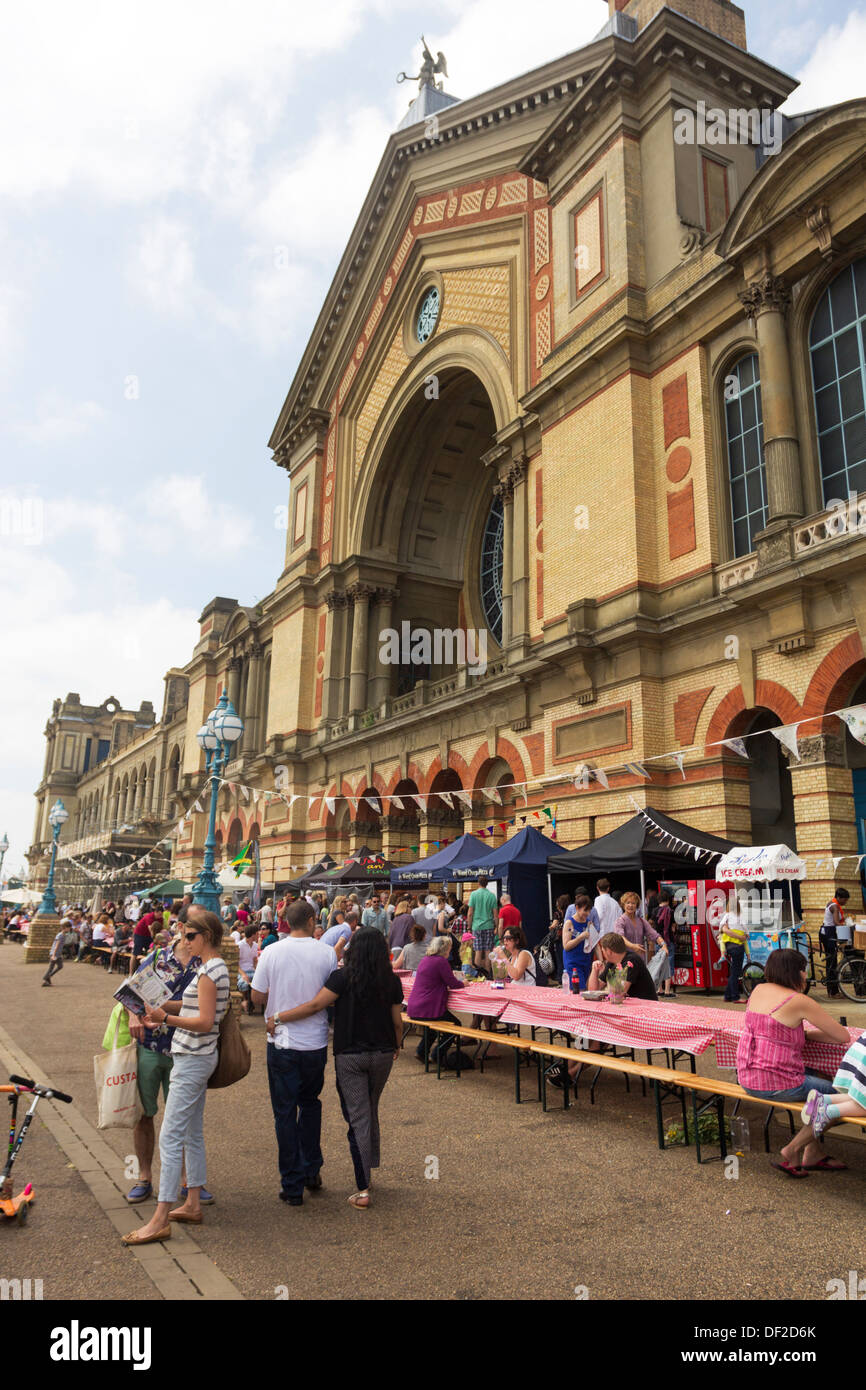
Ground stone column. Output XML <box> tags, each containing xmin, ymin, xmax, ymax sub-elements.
<box><xmin>790</xmin><ymin>733</ymin><xmax>858</xmax><ymax>940</ymax></box>
<box><xmin>495</xmin><ymin>479</ymin><xmax>514</xmax><ymax>649</ymax></box>
<box><xmin>348</xmin><ymin>585</ymin><xmax>374</xmax><ymax>714</ymax></box>
<box><xmin>509</xmin><ymin>458</ymin><xmax>530</xmax><ymax>650</ymax></box>
<box><xmin>244</xmin><ymin>643</ymin><xmax>263</xmax><ymax>753</ymax></box>
<box><xmin>227</xmin><ymin>656</ymin><xmax>242</xmax><ymax>712</ymax></box>
<box><xmin>369</xmin><ymin>587</ymin><xmax>399</xmax><ymax>708</ymax></box>
<box><xmin>739</xmin><ymin>274</ymin><xmax>804</xmax><ymax>523</ymax></box>
<box><xmin>323</xmin><ymin>592</ymin><xmax>348</xmax><ymax>722</ymax></box>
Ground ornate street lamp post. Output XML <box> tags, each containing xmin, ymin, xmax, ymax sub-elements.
<box><xmin>38</xmin><ymin>800</ymin><xmax>69</xmax><ymax>918</ymax></box>
<box><xmin>25</xmin><ymin>801</ymin><xmax>69</xmax><ymax>964</ymax></box>
<box><xmin>191</xmin><ymin>691</ymin><xmax>243</xmax><ymax>914</ymax></box>
<box><xmin>0</xmin><ymin>832</ymin><xmax>9</xmax><ymax>884</ymax></box>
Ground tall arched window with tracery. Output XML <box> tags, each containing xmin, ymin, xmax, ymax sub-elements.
<box><xmin>810</xmin><ymin>257</ymin><xmax>866</xmax><ymax>504</ymax></box>
<box><xmin>724</xmin><ymin>353</ymin><xmax>767</xmax><ymax>557</ymax></box>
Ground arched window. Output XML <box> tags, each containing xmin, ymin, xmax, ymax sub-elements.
<box><xmin>226</xmin><ymin>818</ymin><xmax>243</xmax><ymax>861</ymax></box>
<box><xmin>810</xmin><ymin>257</ymin><xmax>866</xmax><ymax>504</ymax></box>
<box><xmin>724</xmin><ymin>353</ymin><xmax>767</xmax><ymax>557</ymax></box>
<box><xmin>480</xmin><ymin>494</ymin><xmax>504</xmax><ymax>643</ymax></box>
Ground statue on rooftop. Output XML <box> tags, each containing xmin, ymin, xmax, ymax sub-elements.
<box><xmin>397</xmin><ymin>36</ymin><xmax>448</xmax><ymax>92</ymax></box>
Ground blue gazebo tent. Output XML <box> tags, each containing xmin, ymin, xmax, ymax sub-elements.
<box><xmin>463</xmin><ymin>825</ymin><xmax>562</xmax><ymax>947</ymax></box>
<box><xmin>390</xmin><ymin>833</ymin><xmax>493</xmax><ymax>887</ymax></box>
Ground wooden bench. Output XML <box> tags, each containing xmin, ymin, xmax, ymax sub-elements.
<box><xmin>403</xmin><ymin>1015</ymin><xmax>536</xmax><ymax>1102</ymax></box>
<box><xmin>530</xmin><ymin>1040</ymin><xmax>866</xmax><ymax>1164</ymax></box>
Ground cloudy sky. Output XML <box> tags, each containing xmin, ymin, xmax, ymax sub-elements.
<box><xmin>1</xmin><ymin>0</ymin><xmax>864</xmax><ymax>878</ymax></box>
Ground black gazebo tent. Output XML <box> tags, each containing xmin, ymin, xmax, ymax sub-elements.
<box><xmin>547</xmin><ymin>808</ymin><xmax>734</xmax><ymax>884</ymax></box>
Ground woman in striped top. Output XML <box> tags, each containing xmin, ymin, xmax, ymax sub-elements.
<box><xmin>122</xmin><ymin>909</ymin><xmax>230</xmax><ymax>1244</ymax></box>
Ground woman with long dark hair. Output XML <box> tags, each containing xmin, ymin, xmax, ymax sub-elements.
<box><xmin>271</xmin><ymin>927</ymin><xmax>404</xmax><ymax>1209</ymax></box>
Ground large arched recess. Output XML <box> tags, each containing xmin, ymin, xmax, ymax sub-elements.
<box><xmin>349</xmin><ymin>347</ymin><xmax>515</xmax><ymax>692</ymax></box>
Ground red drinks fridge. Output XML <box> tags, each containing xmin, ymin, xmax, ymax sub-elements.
<box><xmin>659</xmin><ymin>879</ymin><xmax>730</xmax><ymax>992</ymax></box>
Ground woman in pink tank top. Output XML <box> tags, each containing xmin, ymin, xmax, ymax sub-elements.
<box><xmin>735</xmin><ymin>949</ymin><xmax>852</xmax><ymax>1175</ymax></box>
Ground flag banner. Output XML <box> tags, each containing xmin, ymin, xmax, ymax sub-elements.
<box><xmin>671</xmin><ymin>753</ymin><xmax>686</xmax><ymax>779</ymax></box>
<box><xmin>241</xmin><ymin>786</ymin><xmax>250</xmax><ymax>801</ymax></box>
<box><xmin>454</xmin><ymin>790</ymin><xmax>473</xmax><ymax>809</ymax></box>
<box><xmin>832</xmin><ymin>855</ymin><xmax>845</xmax><ymax>872</ymax></box>
<box><xmin>591</xmin><ymin>768</ymin><xmax>609</xmax><ymax>790</ymax></box>
<box><xmin>325</xmin><ymin>797</ymin><xmax>336</xmax><ymax>814</ymax></box>
<box><xmin>193</xmin><ymin>799</ymin><xmax>203</xmax><ymax>813</ymax></box>
<box><xmin>390</xmin><ymin>796</ymin><xmax>404</xmax><ymax>810</ymax></box>
<box><xmin>772</xmin><ymin>724</ymin><xmax>801</xmax><ymax>762</ymax></box>
<box><xmin>542</xmin><ymin>807</ymin><xmax>553</xmax><ymax>820</ymax></box>
<box><xmin>348</xmin><ymin>797</ymin><xmax>358</xmax><ymax>812</ymax></box>
<box><xmin>410</xmin><ymin>845</ymin><xmax>418</xmax><ymax>853</ymax></box>
<box><xmin>721</xmin><ymin>738</ymin><xmax>749</xmax><ymax>759</ymax></box>
<box><xmin>437</xmin><ymin>792</ymin><xmax>454</xmax><ymax>809</ymax></box>
<box><xmin>498</xmin><ymin>822</ymin><xmax>508</xmax><ymax>832</ymax></box>
<box><xmin>412</xmin><ymin>794</ymin><xmax>428</xmax><ymax>811</ymax></box>
<box><xmin>483</xmin><ymin>787</ymin><xmax>502</xmax><ymax>804</ymax></box>
<box><xmin>839</xmin><ymin>705</ymin><xmax>866</xmax><ymax>746</ymax></box>
<box><xmin>365</xmin><ymin>796</ymin><xmax>381</xmax><ymax>813</ymax></box>
<box><xmin>624</xmin><ymin>763</ymin><xmax>650</xmax><ymax>780</ymax></box>
<box><xmin>288</xmin><ymin>795</ymin><xmax>300</xmax><ymax>808</ymax></box>
<box><xmin>573</xmin><ymin>764</ymin><xmax>591</xmax><ymax>790</ymax></box>
<box><xmin>252</xmin><ymin>789</ymin><xmax>260</xmax><ymax>804</ymax></box>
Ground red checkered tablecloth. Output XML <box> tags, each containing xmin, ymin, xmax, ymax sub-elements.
<box><xmin>399</xmin><ymin>976</ymin><xmax>511</xmax><ymax>1019</ymax></box>
<box><xmin>496</xmin><ymin>991</ymin><xmax>861</xmax><ymax>1074</ymax></box>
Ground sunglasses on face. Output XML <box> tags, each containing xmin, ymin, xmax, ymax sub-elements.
<box><xmin>183</xmin><ymin>931</ymin><xmax>201</xmax><ymax>942</ymax></box>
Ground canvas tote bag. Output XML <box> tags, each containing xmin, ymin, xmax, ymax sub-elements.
<box><xmin>94</xmin><ymin>1012</ymin><xmax>142</xmax><ymax>1129</ymax></box>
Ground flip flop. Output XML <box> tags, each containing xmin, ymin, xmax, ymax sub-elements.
<box><xmin>771</xmin><ymin>1160</ymin><xmax>809</xmax><ymax>1178</ymax></box>
<box><xmin>800</xmin><ymin>1156</ymin><xmax>848</xmax><ymax>1172</ymax></box>
<box><xmin>121</xmin><ymin>1226</ymin><xmax>172</xmax><ymax>1244</ymax></box>
<box><xmin>348</xmin><ymin>1192</ymin><xmax>370</xmax><ymax>1209</ymax></box>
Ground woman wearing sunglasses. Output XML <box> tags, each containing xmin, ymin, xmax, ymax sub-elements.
<box><xmin>122</xmin><ymin>908</ymin><xmax>229</xmax><ymax>1245</ymax></box>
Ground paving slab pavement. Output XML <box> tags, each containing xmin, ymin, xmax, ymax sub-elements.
<box><xmin>1</xmin><ymin>943</ymin><xmax>864</xmax><ymax>1302</ymax></box>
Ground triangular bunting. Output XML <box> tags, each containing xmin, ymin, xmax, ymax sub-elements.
<box><xmin>591</xmin><ymin>768</ymin><xmax>609</xmax><ymax>790</ymax></box>
<box><xmin>390</xmin><ymin>796</ymin><xmax>404</xmax><ymax>811</ymax></box>
<box><xmin>437</xmin><ymin>792</ymin><xmax>454</xmax><ymax>809</ymax></box>
<box><xmin>325</xmin><ymin>797</ymin><xmax>336</xmax><ymax>815</ymax></box>
<box><xmin>624</xmin><ymin>763</ymin><xmax>650</xmax><ymax>780</ymax></box>
<box><xmin>411</xmin><ymin>794</ymin><xmax>428</xmax><ymax>811</ymax></box>
<box><xmin>839</xmin><ymin>705</ymin><xmax>866</xmax><ymax>747</ymax></box>
<box><xmin>721</xmin><ymin>738</ymin><xmax>749</xmax><ymax>759</ymax></box>
<box><xmin>771</xmin><ymin>725</ymin><xmax>801</xmax><ymax>762</ymax></box>
<box><xmin>483</xmin><ymin>787</ymin><xmax>502</xmax><ymax>804</ymax></box>
<box><xmin>454</xmin><ymin>790</ymin><xmax>473</xmax><ymax>810</ymax></box>
<box><xmin>365</xmin><ymin>796</ymin><xmax>381</xmax><ymax>814</ymax></box>
<box><xmin>671</xmin><ymin>753</ymin><xmax>686</xmax><ymax>779</ymax></box>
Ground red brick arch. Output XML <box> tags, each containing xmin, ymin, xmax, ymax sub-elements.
<box><xmin>802</xmin><ymin>633</ymin><xmax>866</xmax><ymax>727</ymax></box>
<box><xmin>466</xmin><ymin>738</ymin><xmax>528</xmax><ymax>792</ymax></box>
<box><xmin>705</xmin><ymin>680</ymin><xmax>805</xmax><ymax>748</ymax></box>
<box><xmin>420</xmin><ymin>751</ymin><xmax>472</xmax><ymax>795</ymax></box>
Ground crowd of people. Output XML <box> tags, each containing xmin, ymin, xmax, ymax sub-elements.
<box><xmin>7</xmin><ymin>870</ymin><xmax>863</xmax><ymax>1223</ymax></box>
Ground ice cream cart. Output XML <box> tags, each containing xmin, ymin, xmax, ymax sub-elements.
<box><xmin>715</xmin><ymin>843</ymin><xmax>808</xmax><ymax>994</ymax></box>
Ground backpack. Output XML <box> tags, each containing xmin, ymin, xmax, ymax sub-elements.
<box><xmin>535</xmin><ymin>931</ymin><xmax>557</xmax><ymax>979</ymax></box>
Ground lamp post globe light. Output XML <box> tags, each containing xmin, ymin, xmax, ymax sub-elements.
<box><xmin>38</xmin><ymin>799</ymin><xmax>69</xmax><ymax>918</ymax></box>
<box><xmin>192</xmin><ymin>691</ymin><xmax>243</xmax><ymax>913</ymax></box>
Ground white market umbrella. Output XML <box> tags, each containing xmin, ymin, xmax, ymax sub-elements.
<box><xmin>716</xmin><ymin>844</ymin><xmax>806</xmax><ymax>925</ymax></box>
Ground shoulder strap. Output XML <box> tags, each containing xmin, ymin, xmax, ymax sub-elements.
<box><xmin>769</xmin><ymin>993</ymin><xmax>798</xmax><ymax>1015</ymax></box>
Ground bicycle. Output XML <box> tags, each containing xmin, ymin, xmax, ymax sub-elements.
<box><xmin>741</xmin><ymin>930</ymin><xmax>866</xmax><ymax>1002</ymax></box>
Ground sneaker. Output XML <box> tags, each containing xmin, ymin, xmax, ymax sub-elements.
<box><xmin>800</xmin><ymin>1089</ymin><xmax>821</xmax><ymax>1128</ymax></box>
<box><xmin>811</xmin><ymin>1094</ymin><xmax>833</xmax><ymax>1139</ymax></box>
<box><xmin>279</xmin><ymin>1192</ymin><xmax>303</xmax><ymax>1206</ymax></box>
<box><xmin>180</xmin><ymin>1185</ymin><xmax>214</xmax><ymax>1204</ymax></box>
<box><xmin>305</xmin><ymin>1173</ymin><xmax>323</xmax><ymax>1191</ymax></box>
<box><xmin>126</xmin><ymin>1181</ymin><xmax>153</xmax><ymax>1204</ymax></box>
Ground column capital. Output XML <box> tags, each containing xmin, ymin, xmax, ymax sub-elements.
<box><xmin>795</xmin><ymin>733</ymin><xmax>846</xmax><ymax>768</ymax></box>
<box><xmin>507</xmin><ymin>457</ymin><xmax>529</xmax><ymax>489</ymax></box>
<box><xmin>493</xmin><ymin>478</ymin><xmax>514</xmax><ymax>502</ymax></box>
<box><xmin>250</xmin><ymin>641</ymin><xmax>264</xmax><ymax>659</ymax></box>
<box><xmin>347</xmin><ymin>583</ymin><xmax>376</xmax><ymax>604</ymax></box>
<box><xmin>739</xmin><ymin>272</ymin><xmax>791</xmax><ymax>321</ymax></box>
<box><xmin>373</xmin><ymin>586</ymin><xmax>399</xmax><ymax>605</ymax></box>
<box><xmin>227</xmin><ymin>655</ymin><xmax>243</xmax><ymax>672</ymax></box>
<box><xmin>325</xmin><ymin>590</ymin><xmax>349</xmax><ymax>610</ymax></box>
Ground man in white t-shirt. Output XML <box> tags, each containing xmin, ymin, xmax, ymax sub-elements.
<box><xmin>593</xmin><ymin>879</ymin><xmax>620</xmax><ymax>937</ymax></box>
<box><xmin>251</xmin><ymin>900</ymin><xmax>337</xmax><ymax>1206</ymax></box>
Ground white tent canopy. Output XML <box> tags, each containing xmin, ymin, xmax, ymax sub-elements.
<box><xmin>216</xmin><ymin>868</ymin><xmax>274</xmax><ymax>892</ymax></box>
<box><xmin>1</xmin><ymin>887</ymin><xmax>41</xmax><ymax>904</ymax></box>
<box><xmin>716</xmin><ymin>844</ymin><xmax>807</xmax><ymax>882</ymax></box>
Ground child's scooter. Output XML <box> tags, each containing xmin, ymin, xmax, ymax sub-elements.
<box><xmin>0</xmin><ymin>1074</ymin><xmax>73</xmax><ymax>1225</ymax></box>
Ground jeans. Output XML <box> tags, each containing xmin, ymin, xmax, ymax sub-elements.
<box><xmin>43</xmin><ymin>957</ymin><xmax>63</xmax><ymax>982</ymax></box>
<box><xmin>744</xmin><ymin>1073</ymin><xmax>836</xmax><ymax>1103</ymax></box>
<box><xmin>266</xmin><ymin>1045</ymin><xmax>328</xmax><ymax>1198</ymax></box>
<box><xmin>723</xmin><ymin>945</ymin><xmax>746</xmax><ymax>1000</ymax></box>
<box><xmin>156</xmin><ymin>1050</ymin><xmax>218</xmax><ymax>1203</ymax></box>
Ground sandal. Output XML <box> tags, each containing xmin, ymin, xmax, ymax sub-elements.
<box><xmin>348</xmin><ymin>1192</ymin><xmax>370</xmax><ymax>1209</ymax></box>
<box><xmin>771</xmin><ymin>1160</ymin><xmax>808</xmax><ymax>1179</ymax></box>
<box><xmin>800</xmin><ymin>1156</ymin><xmax>848</xmax><ymax>1172</ymax></box>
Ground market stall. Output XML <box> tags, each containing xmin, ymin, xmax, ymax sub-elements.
<box><xmin>462</xmin><ymin>826</ymin><xmax>561</xmax><ymax>947</ymax></box>
<box><xmin>390</xmin><ymin>833</ymin><xmax>492</xmax><ymax>888</ymax></box>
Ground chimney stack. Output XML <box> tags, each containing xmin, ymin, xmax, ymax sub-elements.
<box><xmin>607</xmin><ymin>0</ymin><xmax>746</xmax><ymax>49</ymax></box>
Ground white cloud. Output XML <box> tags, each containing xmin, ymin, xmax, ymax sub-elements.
<box><xmin>0</xmin><ymin>543</ymin><xmax>199</xmax><ymax>877</ymax></box>
<box><xmin>140</xmin><ymin>474</ymin><xmax>257</xmax><ymax>554</ymax></box>
<box><xmin>783</xmin><ymin>9</ymin><xmax>866</xmax><ymax>111</ymax></box>
<box><xmin>12</xmin><ymin>397</ymin><xmax>106</xmax><ymax>445</ymax></box>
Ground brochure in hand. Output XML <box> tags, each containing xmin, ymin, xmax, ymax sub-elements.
<box><xmin>113</xmin><ymin>954</ymin><xmax>174</xmax><ymax>1017</ymax></box>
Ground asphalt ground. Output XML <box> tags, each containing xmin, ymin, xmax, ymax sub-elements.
<box><xmin>1</xmin><ymin>940</ymin><xmax>864</xmax><ymax>1303</ymax></box>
